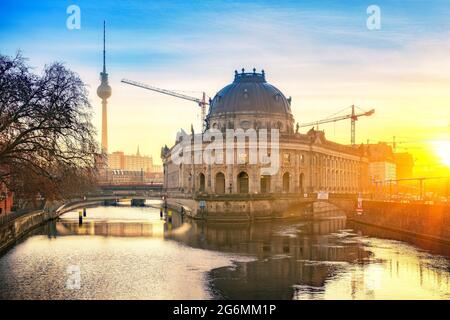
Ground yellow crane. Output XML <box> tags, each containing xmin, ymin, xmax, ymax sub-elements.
<box><xmin>121</xmin><ymin>79</ymin><xmax>209</xmax><ymax>131</ymax></box>
<box><xmin>298</xmin><ymin>105</ymin><xmax>375</xmax><ymax>145</ymax></box>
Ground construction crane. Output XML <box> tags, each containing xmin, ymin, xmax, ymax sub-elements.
<box><xmin>121</xmin><ymin>79</ymin><xmax>209</xmax><ymax>131</ymax></box>
<box><xmin>298</xmin><ymin>105</ymin><xmax>375</xmax><ymax>146</ymax></box>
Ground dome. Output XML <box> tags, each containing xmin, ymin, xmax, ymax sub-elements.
<box><xmin>208</xmin><ymin>69</ymin><xmax>292</xmax><ymax>117</ymax></box>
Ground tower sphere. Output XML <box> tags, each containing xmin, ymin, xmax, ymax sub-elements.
<box><xmin>97</xmin><ymin>82</ymin><xmax>112</xmax><ymax>99</ymax></box>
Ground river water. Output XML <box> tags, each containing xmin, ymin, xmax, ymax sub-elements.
<box><xmin>0</xmin><ymin>201</ymin><xmax>449</xmax><ymax>299</ymax></box>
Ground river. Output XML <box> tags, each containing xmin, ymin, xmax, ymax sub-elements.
<box><xmin>0</xmin><ymin>201</ymin><xmax>449</xmax><ymax>299</ymax></box>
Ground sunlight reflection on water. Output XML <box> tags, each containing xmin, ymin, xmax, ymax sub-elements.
<box><xmin>0</xmin><ymin>203</ymin><xmax>449</xmax><ymax>299</ymax></box>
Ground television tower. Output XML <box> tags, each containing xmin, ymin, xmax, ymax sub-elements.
<box><xmin>97</xmin><ymin>20</ymin><xmax>112</xmax><ymax>153</ymax></box>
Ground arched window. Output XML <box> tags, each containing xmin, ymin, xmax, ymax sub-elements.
<box><xmin>215</xmin><ymin>172</ymin><xmax>225</xmax><ymax>194</ymax></box>
<box><xmin>260</xmin><ymin>175</ymin><xmax>271</xmax><ymax>193</ymax></box>
<box><xmin>299</xmin><ymin>173</ymin><xmax>304</xmax><ymax>193</ymax></box>
<box><xmin>199</xmin><ymin>173</ymin><xmax>205</xmax><ymax>192</ymax></box>
<box><xmin>237</xmin><ymin>171</ymin><xmax>249</xmax><ymax>194</ymax></box>
<box><xmin>282</xmin><ymin>172</ymin><xmax>290</xmax><ymax>193</ymax></box>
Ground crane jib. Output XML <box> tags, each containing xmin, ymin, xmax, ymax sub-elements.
<box><xmin>121</xmin><ymin>79</ymin><xmax>209</xmax><ymax>105</ymax></box>
<box><xmin>121</xmin><ymin>78</ymin><xmax>209</xmax><ymax>131</ymax></box>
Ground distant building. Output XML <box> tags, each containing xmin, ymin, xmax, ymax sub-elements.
<box><xmin>147</xmin><ymin>171</ymin><xmax>164</xmax><ymax>183</ymax></box>
<box><xmin>108</xmin><ymin>151</ymin><xmax>125</xmax><ymax>170</ymax></box>
<box><xmin>152</xmin><ymin>164</ymin><xmax>163</xmax><ymax>173</ymax></box>
<box><xmin>108</xmin><ymin>147</ymin><xmax>153</xmax><ymax>172</ymax></box>
<box><xmin>394</xmin><ymin>152</ymin><xmax>414</xmax><ymax>179</ymax></box>
<box><xmin>368</xmin><ymin>162</ymin><xmax>397</xmax><ymax>182</ymax></box>
<box><xmin>104</xmin><ymin>170</ymin><xmax>163</xmax><ymax>185</ymax></box>
<box><xmin>363</xmin><ymin>142</ymin><xmax>397</xmax><ymax>183</ymax></box>
<box><xmin>99</xmin><ymin>147</ymin><xmax>162</xmax><ymax>185</ymax></box>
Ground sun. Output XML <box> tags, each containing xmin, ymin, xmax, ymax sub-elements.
<box><xmin>432</xmin><ymin>140</ymin><xmax>450</xmax><ymax>168</ymax></box>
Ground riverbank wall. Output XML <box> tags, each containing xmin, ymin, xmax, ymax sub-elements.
<box><xmin>347</xmin><ymin>200</ymin><xmax>450</xmax><ymax>244</ymax></box>
<box><xmin>0</xmin><ymin>209</ymin><xmax>55</xmax><ymax>253</ymax></box>
<box><xmin>0</xmin><ymin>200</ymin><xmax>102</xmax><ymax>254</ymax></box>
<box><xmin>166</xmin><ymin>195</ymin><xmax>314</xmax><ymax>221</ymax></box>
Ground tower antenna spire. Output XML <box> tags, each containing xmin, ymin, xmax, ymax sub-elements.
<box><xmin>103</xmin><ymin>20</ymin><xmax>106</xmax><ymax>74</ymax></box>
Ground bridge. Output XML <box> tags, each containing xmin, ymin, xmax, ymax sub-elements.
<box><xmin>88</xmin><ymin>183</ymin><xmax>165</xmax><ymax>206</ymax></box>
<box><xmin>99</xmin><ymin>183</ymin><xmax>163</xmax><ymax>194</ymax></box>
<box><xmin>68</xmin><ymin>183</ymin><xmax>360</xmax><ymax>218</ymax></box>
<box><xmin>58</xmin><ymin>183</ymin><xmax>450</xmax><ymax>244</ymax></box>
<box><xmin>91</xmin><ymin>181</ymin><xmax>450</xmax><ymax>222</ymax></box>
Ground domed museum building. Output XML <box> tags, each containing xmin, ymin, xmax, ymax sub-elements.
<box><xmin>161</xmin><ymin>69</ymin><xmax>369</xmax><ymax>220</ymax></box>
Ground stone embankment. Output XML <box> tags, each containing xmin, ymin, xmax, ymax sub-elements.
<box><xmin>348</xmin><ymin>200</ymin><xmax>450</xmax><ymax>244</ymax></box>
<box><xmin>0</xmin><ymin>199</ymin><xmax>101</xmax><ymax>253</ymax></box>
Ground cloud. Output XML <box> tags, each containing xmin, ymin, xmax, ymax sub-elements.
<box><xmin>2</xmin><ymin>0</ymin><xmax>450</xmax><ymax>162</ymax></box>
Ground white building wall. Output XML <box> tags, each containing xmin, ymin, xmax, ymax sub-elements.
<box><xmin>369</xmin><ymin>161</ymin><xmax>397</xmax><ymax>183</ymax></box>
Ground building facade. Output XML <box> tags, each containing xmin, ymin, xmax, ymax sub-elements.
<box><xmin>363</xmin><ymin>142</ymin><xmax>398</xmax><ymax>183</ymax></box>
<box><xmin>161</xmin><ymin>70</ymin><xmax>369</xmax><ymax>219</ymax></box>
<box><xmin>368</xmin><ymin>161</ymin><xmax>396</xmax><ymax>182</ymax></box>
<box><xmin>104</xmin><ymin>170</ymin><xmax>163</xmax><ymax>185</ymax></box>
<box><xmin>99</xmin><ymin>148</ymin><xmax>163</xmax><ymax>185</ymax></box>
<box><xmin>108</xmin><ymin>149</ymin><xmax>153</xmax><ymax>172</ymax></box>
<box><xmin>0</xmin><ymin>183</ymin><xmax>13</xmax><ymax>215</ymax></box>
<box><xmin>394</xmin><ymin>152</ymin><xmax>414</xmax><ymax>179</ymax></box>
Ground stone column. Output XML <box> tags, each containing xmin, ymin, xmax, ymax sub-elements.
<box><xmin>226</xmin><ymin>165</ymin><xmax>234</xmax><ymax>194</ymax></box>
<box><xmin>207</xmin><ymin>165</ymin><xmax>212</xmax><ymax>193</ymax></box>
<box><xmin>254</xmin><ymin>165</ymin><xmax>259</xmax><ymax>193</ymax></box>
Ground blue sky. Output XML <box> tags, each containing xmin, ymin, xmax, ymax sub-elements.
<box><xmin>2</xmin><ymin>0</ymin><xmax>449</xmax><ymax>70</ymax></box>
<box><xmin>1</xmin><ymin>0</ymin><xmax>450</xmax><ymax>170</ymax></box>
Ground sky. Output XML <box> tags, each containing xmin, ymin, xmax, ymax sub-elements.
<box><xmin>1</xmin><ymin>0</ymin><xmax>450</xmax><ymax>173</ymax></box>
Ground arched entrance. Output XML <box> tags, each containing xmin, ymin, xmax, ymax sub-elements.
<box><xmin>215</xmin><ymin>172</ymin><xmax>225</xmax><ymax>194</ymax></box>
<box><xmin>299</xmin><ymin>173</ymin><xmax>304</xmax><ymax>193</ymax></box>
<box><xmin>260</xmin><ymin>175</ymin><xmax>271</xmax><ymax>193</ymax></box>
<box><xmin>199</xmin><ymin>173</ymin><xmax>205</xmax><ymax>192</ymax></box>
<box><xmin>282</xmin><ymin>172</ymin><xmax>290</xmax><ymax>193</ymax></box>
<box><xmin>237</xmin><ymin>171</ymin><xmax>249</xmax><ymax>194</ymax></box>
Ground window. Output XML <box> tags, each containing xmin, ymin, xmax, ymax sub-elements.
<box><xmin>243</xmin><ymin>89</ymin><xmax>249</xmax><ymax>99</ymax></box>
<box><xmin>199</xmin><ymin>173</ymin><xmax>205</xmax><ymax>192</ymax></box>
<box><xmin>299</xmin><ymin>173</ymin><xmax>304</xmax><ymax>193</ymax></box>
<box><xmin>240</xmin><ymin>120</ymin><xmax>251</xmax><ymax>129</ymax></box>
<box><xmin>283</xmin><ymin>153</ymin><xmax>291</xmax><ymax>164</ymax></box>
<box><xmin>237</xmin><ymin>172</ymin><xmax>249</xmax><ymax>194</ymax></box>
<box><xmin>238</xmin><ymin>152</ymin><xmax>248</xmax><ymax>164</ymax></box>
<box><xmin>282</xmin><ymin>172</ymin><xmax>290</xmax><ymax>193</ymax></box>
<box><xmin>260</xmin><ymin>175</ymin><xmax>271</xmax><ymax>193</ymax></box>
<box><xmin>215</xmin><ymin>172</ymin><xmax>225</xmax><ymax>194</ymax></box>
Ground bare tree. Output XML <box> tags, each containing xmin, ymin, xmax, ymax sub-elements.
<box><xmin>0</xmin><ymin>53</ymin><xmax>101</xmax><ymax>201</ymax></box>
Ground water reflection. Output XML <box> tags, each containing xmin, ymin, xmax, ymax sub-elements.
<box><xmin>0</xmin><ymin>203</ymin><xmax>449</xmax><ymax>300</ymax></box>
<box><xmin>168</xmin><ymin>218</ymin><xmax>371</xmax><ymax>299</ymax></box>
<box><xmin>184</xmin><ymin>219</ymin><xmax>450</xmax><ymax>299</ymax></box>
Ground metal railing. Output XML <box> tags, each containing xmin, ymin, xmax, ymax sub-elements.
<box><xmin>370</xmin><ymin>176</ymin><xmax>450</xmax><ymax>203</ymax></box>
<box><xmin>0</xmin><ymin>202</ymin><xmax>46</xmax><ymax>226</ymax></box>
